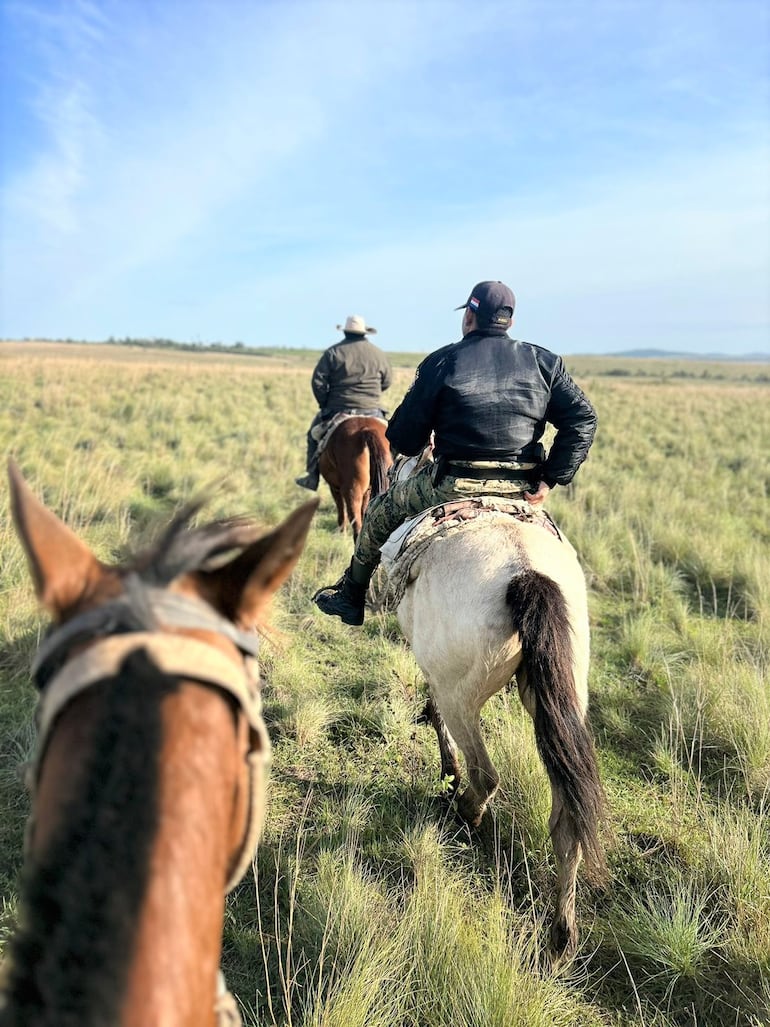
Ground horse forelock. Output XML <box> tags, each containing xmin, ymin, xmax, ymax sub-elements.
<box><xmin>134</xmin><ymin>503</ymin><xmax>262</xmax><ymax>585</ymax></box>
<box><xmin>3</xmin><ymin>652</ymin><xmax>171</xmax><ymax>1025</ymax></box>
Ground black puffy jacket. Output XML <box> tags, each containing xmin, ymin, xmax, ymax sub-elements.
<box><xmin>386</xmin><ymin>328</ymin><xmax>597</xmax><ymax>487</ymax></box>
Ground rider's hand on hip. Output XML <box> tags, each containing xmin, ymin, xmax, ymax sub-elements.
<box><xmin>524</xmin><ymin>481</ymin><xmax>551</xmax><ymax>506</ymax></box>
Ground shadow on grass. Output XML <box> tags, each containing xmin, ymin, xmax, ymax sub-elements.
<box><xmin>222</xmin><ymin>732</ymin><xmax>569</xmax><ymax>1024</ymax></box>
<box><xmin>585</xmin><ymin>932</ymin><xmax>768</xmax><ymax>1027</ymax></box>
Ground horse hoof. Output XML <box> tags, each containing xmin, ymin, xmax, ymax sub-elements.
<box><xmin>454</xmin><ymin>793</ymin><xmax>484</xmax><ymax>828</ymax></box>
<box><xmin>414</xmin><ymin>701</ymin><xmax>432</xmax><ymax>726</ymax></box>
<box><xmin>549</xmin><ymin>919</ymin><xmax>577</xmax><ymax>961</ymax></box>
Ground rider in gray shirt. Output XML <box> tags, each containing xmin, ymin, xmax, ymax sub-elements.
<box><xmin>296</xmin><ymin>314</ymin><xmax>392</xmax><ymax>490</ymax></box>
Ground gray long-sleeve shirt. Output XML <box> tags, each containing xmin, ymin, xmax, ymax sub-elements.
<box><xmin>312</xmin><ymin>335</ymin><xmax>393</xmax><ymax>414</ymax></box>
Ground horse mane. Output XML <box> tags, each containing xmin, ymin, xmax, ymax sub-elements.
<box><xmin>131</xmin><ymin>501</ymin><xmax>262</xmax><ymax>585</ymax></box>
<box><xmin>2</xmin><ymin>651</ymin><xmax>175</xmax><ymax>1027</ymax></box>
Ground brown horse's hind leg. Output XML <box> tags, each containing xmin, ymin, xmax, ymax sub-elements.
<box><xmin>344</xmin><ymin>482</ymin><xmax>366</xmax><ymax>540</ymax></box>
<box><xmin>424</xmin><ymin>697</ymin><xmax>461</xmax><ymax>795</ymax></box>
<box><xmin>329</xmin><ymin>485</ymin><xmax>347</xmax><ymax>532</ymax></box>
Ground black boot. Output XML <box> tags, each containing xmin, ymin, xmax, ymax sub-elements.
<box><xmin>296</xmin><ymin>433</ymin><xmax>321</xmax><ymax>490</ymax></box>
<box><xmin>295</xmin><ymin>469</ymin><xmax>320</xmax><ymax>490</ymax></box>
<box><xmin>313</xmin><ymin>559</ymin><xmax>370</xmax><ymax>625</ymax></box>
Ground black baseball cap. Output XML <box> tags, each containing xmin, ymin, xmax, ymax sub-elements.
<box><xmin>455</xmin><ymin>281</ymin><xmax>516</xmax><ymax>326</ymax></box>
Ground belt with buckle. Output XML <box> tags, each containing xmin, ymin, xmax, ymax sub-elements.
<box><xmin>445</xmin><ymin>461</ymin><xmax>538</xmax><ymax>480</ymax></box>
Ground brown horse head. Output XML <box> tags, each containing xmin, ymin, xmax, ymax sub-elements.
<box><xmin>2</xmin><ymin>461</ymin><xmax>317</xmax><ymax>1026</ymax></box>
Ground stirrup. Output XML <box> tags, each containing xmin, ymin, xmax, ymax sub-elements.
<box><xmin>311</xmin><ymin>574</ymin><xmax>346</xmax><ymax>602</ymax></box>
<box><xmin>312</xmin><ymin>576</ymin><xmax>365</xmax><ymax>626</ymax></box>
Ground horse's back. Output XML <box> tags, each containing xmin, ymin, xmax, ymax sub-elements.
<box><xmin>330</xmin><ymin>414</ymin><xmax>386</xmax><ymax>447</ymax></box>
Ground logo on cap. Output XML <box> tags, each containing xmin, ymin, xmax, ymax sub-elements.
<box><xmin>469</xmin><ymin>296</ymin><xmax>481</xmax><ymax>311</ymax></box>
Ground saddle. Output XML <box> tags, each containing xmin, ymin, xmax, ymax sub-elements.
<box><xmin>375</xmin><ymin>497</ymin><xmax>562</xmax><ymax>610</ymax></box>
<box><xmin>311</xmin><ymin>411</ymin><xmax>388</xmax><ymax>455</ymax></box>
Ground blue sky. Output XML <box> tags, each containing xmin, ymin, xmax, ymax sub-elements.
<box><xmin>1</xmin><ymin>0</ymin><xmax>768</xmax><ymax>355</ymax></box>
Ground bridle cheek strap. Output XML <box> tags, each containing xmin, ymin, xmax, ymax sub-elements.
<box><xmin>32</xmin><ymin>632</ymin><xmax>270</xmax><ymax>895</ymax></box>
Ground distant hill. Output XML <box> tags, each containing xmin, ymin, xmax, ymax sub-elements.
<box><xmin>601</xmin><ymin>348</ymin><xmax>770</xmax><ymax>363</ymax></box>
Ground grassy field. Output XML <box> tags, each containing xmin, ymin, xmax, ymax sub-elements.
<box><xmin>5</xmin><ymin>339</ymin><xmax>770</xmax><ymax>379</ymax></box>
<box><xmin>0</xmin><ymin>343</ymin><xmax>768</xmax><ymax>1026</ymax></box>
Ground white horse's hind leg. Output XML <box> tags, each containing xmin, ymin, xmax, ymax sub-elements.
<box><xmin>423</xmin><ymin>696</ymin><xmax>461</xmax><ymax>794</ymax></box>
<box><xmin>436</xmin><ymin>699</ymin><xmax>500</xmax><ymax>827</ymax></box>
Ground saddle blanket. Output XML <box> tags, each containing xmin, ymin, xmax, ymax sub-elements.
<box><xmin>375</xmin><ymin>497</ymin><xmax>562</xmax><ymax>611</ymax></box>
<box><xmin>311</xmin><ymin>411</ymin><xmax>388</xmax><ymax>454</ymax></box>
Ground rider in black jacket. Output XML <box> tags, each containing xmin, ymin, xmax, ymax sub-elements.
<box><xmin>387</xmin><ymin>327</ymin><xmax>595</xmax><ymax>488</ymax></box>
<box><xmin>314</xmin><ymin>280</ymin><xmax>597</xmax><ymax>625</ymax></box>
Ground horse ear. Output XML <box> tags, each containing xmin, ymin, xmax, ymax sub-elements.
<box><xmin>202</xmin><ymin>498</ymin><xmax>318</xmax><ymax>627</ymax></box>
<box><xmin>8</xmin><ymin>459</ymin><xmax>105</xmax><ymax>621</ymax></box>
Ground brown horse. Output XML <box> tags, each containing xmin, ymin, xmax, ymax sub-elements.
<box><xmin>0</xmin><ymin>461</ymin><xmax>317</xmax><ymax>1027</ymax></box>
<box><xmin>318</xmin><ymin>415</ymin><xmax>392</xmax><ymax>538</ymax></box>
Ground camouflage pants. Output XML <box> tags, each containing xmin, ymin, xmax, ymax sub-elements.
<box><xmin>352</xmin><ymin>463</ymin><xmax>534</xmax><ymax>572</ymax></box>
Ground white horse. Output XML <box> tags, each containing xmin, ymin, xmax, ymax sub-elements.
<box><xmin>383</xmin><ymin>472</ymin><xmax>606</xmax><ymax>956</ymax></box>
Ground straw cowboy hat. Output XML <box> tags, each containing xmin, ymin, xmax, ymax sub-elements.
<box><xmin>337</xmin><ymin>314</ymin><xmax>377</xmax><ymax>335</ymax></box>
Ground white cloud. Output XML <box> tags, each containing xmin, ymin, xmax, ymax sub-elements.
<box><xmin>1</xmin><ymin>0</ymin><xmax>768</xmax><ymax>354</ymax></box>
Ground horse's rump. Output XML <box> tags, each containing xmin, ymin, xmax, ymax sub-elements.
<box><xmin>313</xmin><ymin>411</ymin><xmax>387</xmax><ymax>455</ymax></box>
<box><xmin>394</xmin><ymin>518</ymin><xmax>551</xmax><ymax>684</ymax></box>
<box><xmin>318</xmin><ymin>416</ymin><xmax>391</xmax><ymax>536</ymax></box>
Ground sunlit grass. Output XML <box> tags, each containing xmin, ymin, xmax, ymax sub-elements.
<box><xmin>1</xmin><ymin>347</ymin><xmax>769</xmax><ymax>1026</ymax></box>
<box><xmin>611</xmin><ymin>878</ymin><xmax>728</xmax><ymax>990</ymax></box>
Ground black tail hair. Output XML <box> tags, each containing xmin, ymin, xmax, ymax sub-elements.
<box><xmin>506</xmin><ymin>570</ymin><xmax>606</xmax><ymax>880</ymax></box>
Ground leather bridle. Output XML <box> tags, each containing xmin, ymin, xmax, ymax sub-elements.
<box><xmin>28</xmin><ymin>574</ymin><xmax>271</xmax><ymax>895</ymax></box>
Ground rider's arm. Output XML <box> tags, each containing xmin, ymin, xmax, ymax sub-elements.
<box><xmin>524</xmin><ymin>481</ymin><xmax>551</xmax><ymax>505</ymax></box>
<box><xmin>380</xmin><ymin>357</ymin><xmax>393</xmax><ymax>393</ymax></box>
<box><xmin>311</xmin><ymin>352</ymin><xmax>333</xmax><ymax>408</ymax></box>
<box><xmin>541</xmin><ymin>358</ymin><xmax>597</xmax><ymax>487</ymax></box>
<box><xmin>386</xmin><ymin>356</ymin><xmax>442</xmax><ymax>456</ymax></box>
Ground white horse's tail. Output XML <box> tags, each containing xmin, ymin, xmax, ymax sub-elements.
<box><xmin>506</xmin><ymin>571</ymin><xmax>607</xmax><ymax>881</ymax></box>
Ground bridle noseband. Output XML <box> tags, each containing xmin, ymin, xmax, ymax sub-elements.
<box><xmin>32</xmin><ymin>573</ymin><xmax>262</xmax><ymax>688</ymax></box>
